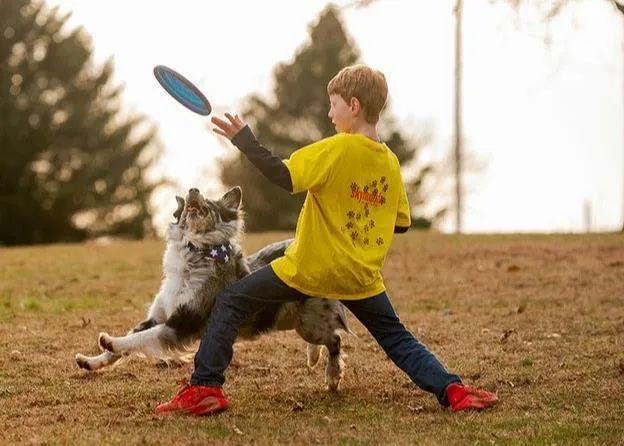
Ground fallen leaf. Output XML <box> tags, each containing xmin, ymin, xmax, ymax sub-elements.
<box><xmin>500</xmin><ymin>329</ymin><xmax>515</xmax><ymax>343</ymax></box>
<box><xmin>80</xmin><ymin>316</ymin><xmax>91</xmax><ymax>328</ymax></box>
<box><xmin>407</xmin><ymin>404</ymin><xmax>424</xmax><ymax>413</ymax></box>
<box><xmin>515</xmin><ymin>302</ymin><xmax>528</xmax><ymax>314</ymax></box>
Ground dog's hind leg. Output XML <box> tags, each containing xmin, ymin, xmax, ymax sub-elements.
<box><xmin>325</xmin><ymin>334</ymin><xmax>344</xmax><ymax>392</ymax></box>
<box><xmin>307</xmin><ymin>343</ymin><xmax>322</xmax><ymax>368</ymax></box>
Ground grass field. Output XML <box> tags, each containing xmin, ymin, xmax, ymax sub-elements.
<box><xmin>1</xmin><ymin>232</ymin><xmax>623</xmax><ymax>445</ymax></box>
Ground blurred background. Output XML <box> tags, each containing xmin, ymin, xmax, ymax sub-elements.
<box><xmin>1</xmin><ymin>0</ymin><xmax>623</xmax><ymax>246</ymax></box>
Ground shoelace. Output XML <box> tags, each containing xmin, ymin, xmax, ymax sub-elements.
<box><xmin>175</xmin><ymin>378</ymin><xmax>191</xmax><ymax>396</ymax></box>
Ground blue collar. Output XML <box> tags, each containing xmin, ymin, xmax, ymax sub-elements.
<box><xmin>186</xmin><ymin>242</ymin><xmax>233</xmax><ymax>264</ymax></box>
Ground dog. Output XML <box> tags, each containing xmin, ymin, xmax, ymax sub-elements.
<box><xmin>75</xmin><ymin>187</ymin><xmax>349</xmax><ymax>390</ymax></box>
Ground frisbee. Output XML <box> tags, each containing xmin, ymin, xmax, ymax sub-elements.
<box><xmin>153</xmin><ymin>65</ymin><xmax>212</xmax><ymax>116</ymax></box>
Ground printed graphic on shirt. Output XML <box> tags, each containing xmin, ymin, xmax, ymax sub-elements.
<box><xmin>343</xmin><ymin>175</ymin><xmax>389</xmax><ymax>248</ymax></box>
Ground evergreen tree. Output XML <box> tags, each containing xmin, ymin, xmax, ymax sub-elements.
<box><xmin>0</xmin><ymin>0</ymin><xmax>160</xmax><ymax>245</ymax></box>
<box><xmin>220</xmin><ymin>4</ymin><xmax>437</xmax><ymax>230</ymax></box>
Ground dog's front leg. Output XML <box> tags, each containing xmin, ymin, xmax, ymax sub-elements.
<box><xmin>98</xmin><ymin>323</ymin><xmax>178</xmax><ymax>357</ymax></box>
<box><xmin>75</xmin><ymin>350</ymin><xmax>121</xmax><ymax>371</ymax></box>
<box><xmin>235</xmin><ymin>252</ymin><xmax>251</xmax><ymax>280</ymax></box>
<box><xmin>76</xmin><ymin>318</ymin><xmax>162</xmax><ymax>371</ymax></box>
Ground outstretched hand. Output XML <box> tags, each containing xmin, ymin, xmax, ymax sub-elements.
<box><xmin>211</xmin><ymin>113</ymin><xmax>246</xmax><ymax>140</ymax></box>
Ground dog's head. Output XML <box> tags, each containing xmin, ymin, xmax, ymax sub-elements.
<box><xmin>173</xmin><ymin>187</ymin><xmax>243</xmax><ymax>236</ymax></box>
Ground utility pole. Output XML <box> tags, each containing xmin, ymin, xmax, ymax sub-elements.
<box><xmin>621</xmin><ymin>4</ymin><xmax>624</xmax><ymax>231</ymax></box>
<box><xmin>453</xmin><ymin>0</ymin><xmax>464</xmax><ymax>233</ymax></box>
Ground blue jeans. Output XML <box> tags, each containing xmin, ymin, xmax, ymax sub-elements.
<box><xmin>190</xmin><ymin>265</ymin><xmax>461</xmax><ymax>406</ymax></box>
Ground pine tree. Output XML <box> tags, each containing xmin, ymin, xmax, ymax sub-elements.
<box><xmin>219</xmin><ymin>4</ymin><xmax>437</xmax><ymax>231</ymax></box>
<box><xmin>0</xmin><ymin>0</ymin><xmax>160</xmax><ymax>245</ymax></box>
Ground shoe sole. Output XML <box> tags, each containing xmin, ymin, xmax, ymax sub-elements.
<box><xmin>190</xmin><ymin>396</ymin><xmax>229</xmax><ymax>416</ymax></box>
<box><xmin>156</xmin><ymin>396</ymin><xmax>229</xmax><ymax>416</ymax></box>
<box><xmin>452</xmin><ymin>396</ymin><xmax>498</xmax><ymax>412</ymax></box>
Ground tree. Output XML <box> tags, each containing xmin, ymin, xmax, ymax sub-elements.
<box><xmin>219</xmin><ymin>4</ymin><xmax>439</xmax><ymax>231</ymax></box>
<box><xmin>0</xmin><ymin>0</ymin><xmax>160</xmax><ymax>245</ymax></box>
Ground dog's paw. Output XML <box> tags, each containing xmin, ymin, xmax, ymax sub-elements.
<box><xmin>326</xmin><ymin>356</ymin><xmax>345</xmax><ymax>392</ymax></box>
<box><xmin>75</xmin><ymin>353</ymin><xmax>93</xmax><ymax>371</ymax></box>
<box><xmin>98</xmin><ymin>332</ymin><xmax>115</xmax><ymax>353</ymax></box>
<box><xmin>326</xmin><ymin>376</ymin><xmax>341</xmax><ymax>392</ymax></box>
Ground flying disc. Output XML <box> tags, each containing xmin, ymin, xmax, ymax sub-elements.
<box><xmin>153</xmin><ymin>65</ymin><xmax>212</xmax><ymax>116</ymax></box>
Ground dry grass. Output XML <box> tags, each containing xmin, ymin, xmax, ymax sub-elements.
<box><xmin>1</xmin><ymin>232</ymin><xmax>623</xmax><ymax>445</ymax></box>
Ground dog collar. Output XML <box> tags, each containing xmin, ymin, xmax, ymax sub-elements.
<box><xmin>186</xmin><ymin>242</ymin><xmax>233</xmax><ymax>264</ymax></box>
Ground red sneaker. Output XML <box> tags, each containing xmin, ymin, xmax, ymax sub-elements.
<box><xmin>446</xmin><ymin>383</ymin><xmax>498</xmax><ymax>412</ymax></box>
<box><xmin>155</xmin><ymin>379</ymin><xmax>230</xmax><ymax>416</ymax></box>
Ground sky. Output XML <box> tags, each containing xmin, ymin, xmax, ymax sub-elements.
<box><xmin>46</xmin><ymin>0</ymin><xmax>624</xmax><ymax>234</ymax></box>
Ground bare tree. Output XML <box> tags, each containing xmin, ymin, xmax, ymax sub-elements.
<box><xmin>498</xmin><ymin>0</ymin><xmax>624</xmax><ymax>232</ymax></box>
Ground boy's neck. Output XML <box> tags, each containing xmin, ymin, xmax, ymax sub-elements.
<box><xmin>347</xmin><ymin>120</ymin><xmax>380</xmax><ymax>143</ymax></box>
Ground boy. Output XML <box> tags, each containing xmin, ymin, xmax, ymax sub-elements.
<box><xmin>156</xmin><ymin>65</ymin><xmax>498</xmax><ymax>415</ymax></box>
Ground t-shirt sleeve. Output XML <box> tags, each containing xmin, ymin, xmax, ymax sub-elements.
<box><xmin>396</xmin><ymin>174</ymin><xmax>411</xmax><ymax>228</ymax></box>
<box><xmin>282</xmin><ymin>136</ymin><xmax>340</xmax><ymax>194</ymax></box>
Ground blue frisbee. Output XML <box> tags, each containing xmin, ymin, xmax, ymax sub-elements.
<box><xmin>153</xmin><ymin>65</ymin><xmax>212</xmax><ymax>116</ymax></box>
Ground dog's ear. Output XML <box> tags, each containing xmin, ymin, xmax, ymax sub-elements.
<box><xmin>173</xmin><ymin>196</ymin><xmax>185</xmax><ymax>223</ymax></box>
<box><xmin>219</xmin><ymin>186</ymin><xmax>242</xmax><ymax>210</ymax></box>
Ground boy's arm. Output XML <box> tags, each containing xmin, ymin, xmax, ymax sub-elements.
<box><xmin>211</xmin><ymin>114</ymin><xmax>293</xmax><ymax>192</ymax></box>
<box><xmin>230</xmin><ymin>125</ymin><xmax>293</xmax><ymax>192</ymax></box>
<box><xmin>395</xmin><ymin>173</ymin><xmax>411</xmax><ymax>234</ymax></box>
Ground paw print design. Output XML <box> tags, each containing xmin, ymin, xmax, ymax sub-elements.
<box><xmin>371</xmin><ymin>180</ymin><xmax>378</xmax><ymax>188</ymax></box>
<box><xmin>369</xmin><ymin>220</ymin><xmax>375</xmax><ymax>229</ymax></box>
<box><xmin>350</xmin><ymin>182</ymin><xmax>358</xmax><ymax>192</ymax></box>
<box><xmin>372</xmin><ymin>188</ymin><xmax>378</xmax><ymax>196</ymax></box>
<box><xmin>363</xmin><ymin>238</ymin><xmax>369</xmax><ymax>245</ymax></box>
<box><xmin>347</xmin><ymin>210</ymin><xmax>355</xmax><ymax>219</ymax></box>
<box><xmin>350</xmin><ymin>231</ymin><xmax>359</xmax><ymax>241</ymax></box>
<box><xmin>380</xmin><ymin>176</ymin><xmax>386</xmax><ymax>184</ymax></box>
<box><xmin>363</xmin><ymin>185</ymin><xmax>369</xmax><ymax>193</ymax></box>
<box><xmin>383</xmin><ymin>184</ymin><xmax>389</xmax><ymax>193</ymax></box>
<box><xmin>363</xmin><ymin>224</ymin><xmax>369</xmax><ymax>233</ymax></box>
<box><xmin>355</xmin><ymin>212</ymin><xmax>361</xmax><ymax>220</ymax></box>
<box><xmin>345</xmin><ymin>221</ymin><xmax>354</xmax><ymax>230</ymax></box>
<box><xmin>380</xmin><ymin>196</ymin><xmax>386</xmax><ymax>205</ymax></box>
<box><xmin>376</xmin><ymin>237</ymin><xmax>384</xmax><ymax>246</ymax></box>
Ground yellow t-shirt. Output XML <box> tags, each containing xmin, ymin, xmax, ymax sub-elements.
<box><xmin>270</xmin><ymin>132</ymin><xmax>411</xmax><ymax>300</ymax></box>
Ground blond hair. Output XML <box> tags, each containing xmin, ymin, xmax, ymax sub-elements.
<box><xmin>327</xmin><ymin>64</ymin><xmax>388</xmax><ymax>124</ymax></box>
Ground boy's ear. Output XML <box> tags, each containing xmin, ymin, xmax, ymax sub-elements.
<box><xmin>349</xmin><ymin>97</ymin><xmax>361</xmax><ymax>115</ymax></box>
<box><xmin>220</xmin><ymin>186</ymin><xmax>242</xmax><ymax>210</ymax></box>
<box><xmin>173</xmin><ymin>196</ymin><xmax>185</xmax><ymax>222</ymax></box>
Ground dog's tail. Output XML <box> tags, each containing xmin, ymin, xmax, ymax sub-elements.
<box><xmin>337</xmin><ymin>303</ymin><xmax>357</xmax><ymax>337</ymax></box>
<box><xmin>246</xmin><ymin>239</ymin><xmax>294</xmax><ymax>272</ymax></box>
